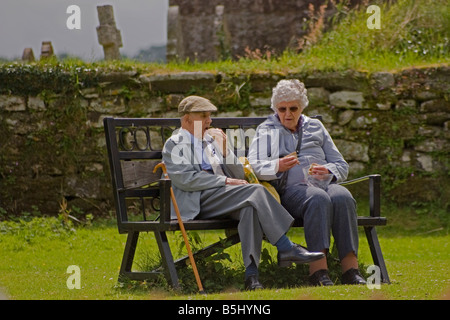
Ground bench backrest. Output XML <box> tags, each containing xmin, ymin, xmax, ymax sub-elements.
<box><xmin>104</xmin><ymin>117</ymin><xmax>267</xmax><ymax>232</ymax></box>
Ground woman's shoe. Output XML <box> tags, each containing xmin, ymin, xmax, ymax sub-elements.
<box><xmin>309</xmin><ymin>269</ymin><xmax>334</xmax><ymax>286</ymax></box>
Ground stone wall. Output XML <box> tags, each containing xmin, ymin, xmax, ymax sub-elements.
<box><xmin>0</xmin><ymin>65</ymin><xmax>449</xmax><ymax>217</ymax></box>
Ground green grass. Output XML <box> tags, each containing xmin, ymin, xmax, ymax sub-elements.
<box><xmin>0</xmin><ymin>202</ymin><xmax>448</xmax><ymax>300</ymax></box>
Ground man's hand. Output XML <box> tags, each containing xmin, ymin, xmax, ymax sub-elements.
<box><xmin>225</xmin><ymin>178</ymin><xmax>249</xmax><ymax>185</ymax></box>
<box><xmin>207</xmin><ymin>128</ymin><xmax>228</xmax><ymax>156</ymax></box>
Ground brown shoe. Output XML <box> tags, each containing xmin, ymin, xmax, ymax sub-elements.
<box><xmin>309</xmin><ymin>269</ymin><xmax>334</xmax><ymax>286</ymax></box>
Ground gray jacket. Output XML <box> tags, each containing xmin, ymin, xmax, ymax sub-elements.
<box><xmin>248</xmin><ymin>114</ymin><xmax>349</xmax><ymax>189</ymax></box>
<box><xmin>162</xmin><ymin>128</ymin><xmax>245</xmax><ymax>220</ymax></box>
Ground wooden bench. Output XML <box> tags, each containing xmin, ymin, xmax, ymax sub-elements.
<box><xmin>103</xmin><ymin>116</ymin><xmax>390</xmax><ymax>288</ymax></box>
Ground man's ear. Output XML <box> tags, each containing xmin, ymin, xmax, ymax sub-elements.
<box><xmin>181</xmin><ymin>114</ymin><xmax>190</xmax><ymax>124</ymax></box>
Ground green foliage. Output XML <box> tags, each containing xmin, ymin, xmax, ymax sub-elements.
<box><xmin>212</xmin><ymin>78</ymin><xmax>252</xmax><ymax>112</ymax></box>
<box><xmin>0</xmin><ymin>58</ymin><xmax>99</xmax><ymax>96</ymax></box>
<box><xmin>0</xmin><ymin>216</ymin><xmax>76</xmax><ymax>244</ymax></box>
<box><xmin>299</xmin><ymin>0</ymin><xmax>449</xmax><ymax>71</ymax></box>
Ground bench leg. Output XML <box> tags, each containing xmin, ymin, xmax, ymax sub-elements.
<box><xmin>154</xmin><ymin>231</ymin><xmax>180</xmax><ymax>289</ymax></box>
<box><xmin>364</xmin><ymin>226</ymin><xmax>390</xmax><ymax>284</ymax></box>
<box><xmin>119</xmin><ymin>231</ymin><xmax>139</xmax><ymax>278</ymax></box>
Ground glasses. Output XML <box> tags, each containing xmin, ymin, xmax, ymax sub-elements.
<box><xmin>277</xmin><ymin>106</ymin><xmax>300</xmax><ymax>113</ymax></box>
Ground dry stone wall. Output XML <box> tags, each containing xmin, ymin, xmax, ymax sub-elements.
<box><xmin>0</xmin><ymin>65</ymin><xmax>448</xmax><ymax>216</ymax></box>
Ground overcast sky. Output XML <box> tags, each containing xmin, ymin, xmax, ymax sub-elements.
<box><xmin>0</xmin><ymin>0</ymin><xmax>168</xmax><ymax>60</ymax></box>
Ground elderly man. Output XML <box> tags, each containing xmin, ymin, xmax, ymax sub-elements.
<box><xmin>162</xmin><ymin>95</ymin><xmax>324</xmax><ymax>290</ymax></box>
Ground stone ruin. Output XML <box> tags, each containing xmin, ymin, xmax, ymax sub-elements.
<box><xmin>96</xmin><ymin>5</ymin><xmax>123</xmax><ymax>60</ymax></box>
<box><xmin>167</xmin><ymin>0</ymin><xmax>365</xmax><ymax>62</ymax></box>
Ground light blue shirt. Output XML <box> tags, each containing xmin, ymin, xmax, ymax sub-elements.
<box><xmin>188</xmin><ymin>131</ymin><xmax>217</xmax><ymax>173</ymax></box>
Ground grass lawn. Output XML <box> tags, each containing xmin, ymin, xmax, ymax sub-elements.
<box><xmin>0</xmin><ymin>204</ymin><xmax>448</xmax><ymax>300</ymax></box>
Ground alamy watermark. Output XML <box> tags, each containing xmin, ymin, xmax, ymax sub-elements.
<box><xmin>66</xmin><ymin>4</ymin><xmax>381</xmax><ymax>31</ymax></box>
<box><xmin>366</xmin><ymin>265</ymin><xmax>381</xmax><ymax>289</ymax></box>
<box><xmin>367</xmin><ymin>5</ymin><xmax>381</xmax><ymax>29</ymax></box>
<box><xmin>66</xmin><ymin>265</ymin><xmax>81</xmax><ymax>289</ymax></box>
<box><xmin>66</xmin><ymin>5</ymin><xmax>81</xmax><ymax>30</ymax></box>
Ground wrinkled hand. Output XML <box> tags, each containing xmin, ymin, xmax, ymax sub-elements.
<box><xmin>207</xmin><ymin>128</ymin><xmax>227</xmax><ymax>156</ymax></box>
<box><xmin>225</xmin><ymin>178</ymin><xmax>249</xmax><ymax>185</ymax></box>
<box><xmin>309</xmin><ymin>164</ymin><xmax>329</xmax><ymax>175</ymax></box>
<box><xmin>308</xmin><ymin>164</ymin><xmax>333</xmax><ymax>181</ymax></box>
<box><xmin>278</xmin><ymin>153</ymin><xmax>300</xmax><ymax>172</ymax></box>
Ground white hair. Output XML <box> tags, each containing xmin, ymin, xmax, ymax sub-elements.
<box><xmin>270</xmin><ymin>79</ymin><xmax>309</xmax><ymax>112</ymax></box>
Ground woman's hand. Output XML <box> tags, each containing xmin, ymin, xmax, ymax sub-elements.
<box><xmin>308</xmin><ymin>164</ymin><xmax>334</xmax><ymax>181</ymax></box>
<box><xmin>278</xmin><ymin>154</ymin><xmax>300</xmax><ymax>172</ymax></box>
<box><xmin>309</xmin><ymin>165</ymin><xmax>329</xmax><ymax>175</ymax></box>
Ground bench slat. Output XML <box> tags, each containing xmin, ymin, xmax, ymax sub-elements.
<box><xmin>118</xmin><ymin>219</ymin><xmax>239</xmax><ymax>232</ymax></box>
<box><xmin>118</xmin><ymin>151</ymin><xmax>162</xmax><ymax>160</ymax></box>
<box><xmin>117</xmin><ymin>216</ymin><xmax>386</xmax><ymax>233</ymax></box>
<box><xmin>357</xmin><ymin>216</ymin><xmax>387</xmax><ymax>226</ymax></box>
<box><xmin>121</xmin><ymin>160</ymin><xmax>161</xmax><ymax>189</ymax></box>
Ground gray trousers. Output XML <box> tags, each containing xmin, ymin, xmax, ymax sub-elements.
<box><xmin>281</xmin><ymin>183</ymin><xmax>358</xmax><ymax>261</ymax></box>
<box><xmin>197</xmin><ymin>184</ymin><xmax>294</xmax><ymax>268</ymax></box>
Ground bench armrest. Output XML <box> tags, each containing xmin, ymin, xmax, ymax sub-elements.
<box><xmin>339</xmin><ymin>174</ymin><xmax>381</xmax><ymax>217</ymax></box>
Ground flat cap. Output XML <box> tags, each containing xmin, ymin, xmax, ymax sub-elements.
<box><xmin>178</xmin><ymin>95</ymin><xmax>217</xmax><ymax>114</ymax></box>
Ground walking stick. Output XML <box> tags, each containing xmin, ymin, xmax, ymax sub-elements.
<box><xmin>153</xmin><ymin>162</ymin><xmax>205</xmax><ymax>294</ymax></box>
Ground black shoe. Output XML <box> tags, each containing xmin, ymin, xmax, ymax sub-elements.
<box><xmin>309</xmin><ymin>269</ymin><xmax>334</xmax><ymax>286</ymax></box>
<box><xmin>277</xmin><ymin>243</ymin><xmax>325</xmax><ymax>267</ymax></box>
<box><xmin>341</xmin><ymin>268</ymin><xmax>367</xmax><ymax>285</ymax></box>
<box><xmin>245</xmin><ymin>275</ymin><xmax>264</xmax><ymax>291</ymax></box>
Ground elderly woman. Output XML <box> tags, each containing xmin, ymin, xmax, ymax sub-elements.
<box><xmin>248</xmin><ymin>79</ymin><xmax>366</xmax><ymax>286</ymax></box>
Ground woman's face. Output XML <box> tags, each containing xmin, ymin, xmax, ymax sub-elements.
<box><xmin>276</xmin><ymin>101</ymin><xmax>302</xmax><ymax>132</ymax></box>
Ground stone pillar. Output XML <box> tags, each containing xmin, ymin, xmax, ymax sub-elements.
<box><xmin>40</xmin><ymin>41</ymin><xmax>54</xmax><ymax>59</ymax></box>
<box><xmin>22</xmin><ymin>48</ymin><xmax>35</xmax><ymax>62</ymax></box>
<box><xmin>166</xmin><ymin>6</ymin><xmax>182</xmax><ymax>62</ymax></box>
<box><xmin>96</xmin><ymin>5</ymin><xmax>123</xmax><ymax>60</ymax></box>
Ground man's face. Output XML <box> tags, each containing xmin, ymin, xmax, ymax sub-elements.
<box><xmin>184</xmin><ymin>112</ymin><xmax>213</xmax><ymax>139</ymax></box>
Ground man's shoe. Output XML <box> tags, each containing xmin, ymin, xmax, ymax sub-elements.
<box><xmin>341</xmin><ymin>268</ymin><xmax>367</xmax><ymax>285</ymax></box>
<box><xmin>245</xmin><ymin>275</ymin><xmax>264</xmax><ymax>291</ymax></box>
<box><xmin>309</xmin><ymin>269</ymin><xmax>334</xmax><ymax>286</ymax></box>
<box><xmin>277</xmin><ymin>243</ymin><xmax>325</xmax><ymax>267</ymax></box>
